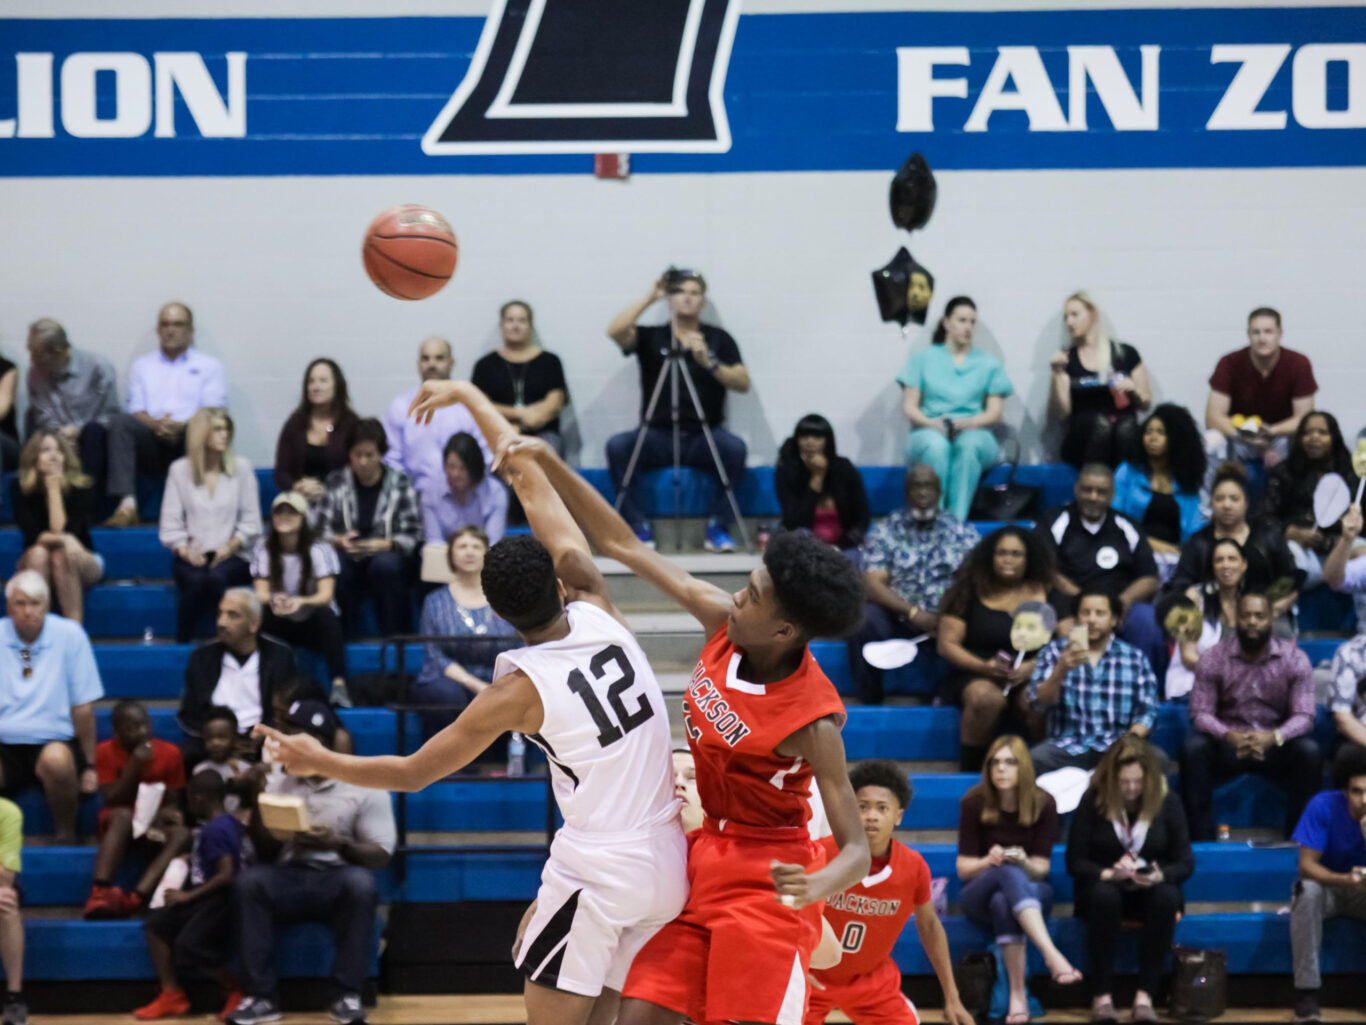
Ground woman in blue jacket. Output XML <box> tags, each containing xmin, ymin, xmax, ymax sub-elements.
<box><xmin>1113</xmin><ymin>404</ymin><xmax>1206</xmax><ymax>582</ymax></box>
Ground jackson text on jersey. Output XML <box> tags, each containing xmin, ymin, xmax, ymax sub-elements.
<box><xmin>683</xmin><ymin>662</ymin><xmax>753</xmax><ymax>747</ymax></box>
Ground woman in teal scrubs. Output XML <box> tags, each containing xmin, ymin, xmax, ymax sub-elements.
<box><xmin>898</xmin><ymin>296</ymin><xmax>1013</xmax><ymax>519</ymax></box>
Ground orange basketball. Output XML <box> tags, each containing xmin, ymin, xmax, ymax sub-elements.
<box><xmin>361</xmin><ymin>204</ymin><xmax>458</xmax><ymax>300</ymax></box>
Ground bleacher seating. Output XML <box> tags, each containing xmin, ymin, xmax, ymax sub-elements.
<box><xmin>3</xmin><ymin>460</ymin><xmax>1363</xmax><ymax>989</ymax></box>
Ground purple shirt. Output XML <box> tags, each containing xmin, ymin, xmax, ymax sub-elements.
<box><xmin>1190</xmin><ymin>635</ymin><xmax>1314</xmax><ymax>740</ymax></box>
<box><xmin>383</xmin><ymin>385</ymin><xmax>493</xmax><ymax>498</ymax></box>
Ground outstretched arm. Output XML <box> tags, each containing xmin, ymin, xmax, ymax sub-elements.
<box><xmin>410</xmin><ymin>380</ymin><xmax>612</xmax><ymax>604</ymax></box>
<box><xmin>254</xmin><ymin>670</ymin><xmax>543</xmax><ymax>791</ymax></box>
<box><xmin>771</xmin><ymin>717</ymin><xmax>870</xmax><ymax>907</ymax></box>
<box><xmin>411</xmin><ymin>381</ymin><xmax>732</xmax><ymax>635</ymax></box>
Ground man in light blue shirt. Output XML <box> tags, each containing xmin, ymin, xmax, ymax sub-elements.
<box><xmin>382</xmin><ymin>337</ymin><xmax>492</xmax><ymax>500</ymax></box>
<box><xmin>105</xmin><ymin>302</ymin><xmax>229</xmax><ymax>526</ymax></box>
<box><xmin>0</xmin><ymin>571</ymin><xmax>103</xmax><ymax>841</ymax></box>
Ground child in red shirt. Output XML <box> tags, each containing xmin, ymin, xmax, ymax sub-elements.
<box><xmin>809</xmin><ymin>762</ymin><xmax>973</xmax><ymax>1025</ymax></box>
<box><xmin>84</xmin><ymin>701</ymin><xmax>189</xmax><ymax>919</ymax></box>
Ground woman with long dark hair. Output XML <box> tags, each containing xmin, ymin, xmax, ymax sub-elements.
<box><xmin>273</xmin><ymin>357</ymin><xmax>358</xmax><ymax>508</ymax></box>
<box><xmin>251</xmin><ymin>491</ymin><xmax>348</xmax><ymax>706</ymax></box>
<box><xmin>1165</xmin><ymin>538</ymin><xmax>1248</xmax><ymax>699</ymax></box>
<box><xmin>939</xmin><ymin>526</ymin><xmax>1059</xmax><ymax>770</ymax></box>
<box><xmin>957</xmin><ymin>735</ymin><xmax>1080</xmax><ymax>1023</ymax></box>
<box><xmin>1067</xmin><ymin>736</ymin><xmax>1193</xmax><ymax>1024</ymax></box>
<box><xmin>1049</xmin><ymin>291</ymin><xmax>1152</xmax><ymax>469</ymax></box>
<box><xmin>1113</xmin><ymin>404</ymin><xmax>1206</xmax><ymax>580</ymax></box>
<box><xmin>1169</xmin><ymin>461</ymin><xmax>1298</xmax><ymax>634</ymax></box>
<box><xmin>898</xmin><ymin>296</ymin><xmax>1013</xmax><ymax>519</ymax></box>
<box><xmin>419</xmin><ymin>431</ymin><xmax>508</xmax><ymax>545</ymax></box>
<box><xmin>1265</xmin><ymin>411</ymin><xmax>1358</xmax><ymax>588</ymax></box>
<box><xmin>774</xmin><ymin>413</ymin><xmax>869</xmax><ymax>550</ymax></box>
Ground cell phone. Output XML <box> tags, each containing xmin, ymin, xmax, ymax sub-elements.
<box><xmin>1069</xmin><ymin>624</ymin><xmax>1089</xmax><ymax>649</ymax></box>
<box><xmin>1004</xmin><ymin>846</ymin><xmax>1026</xmax><ymax>861</ymax></box>
<box><xmin>1134</xmin><ymin>863</ymin><xmax>1156</xmax><ymax>876</ymax></box>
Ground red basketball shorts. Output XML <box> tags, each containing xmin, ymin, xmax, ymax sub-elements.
<box><xmin>805</xmin><ymin>958</ymin><xmax>919</xmax><ymax>1025</ymax></box>
<box><xmin>622</xmin><ymin>820</ymin><xmax>826</xmax><ymax>1025</ymax></box>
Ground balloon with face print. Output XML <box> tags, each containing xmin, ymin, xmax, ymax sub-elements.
<box><xmin>871</xmin><ymin>247</ymin><xmax>936</xmax><ymax>327</ymax></box>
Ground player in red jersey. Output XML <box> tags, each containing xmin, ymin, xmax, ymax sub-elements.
<box><xmin>810</xmin><ymin>762</ymin><xmax>974</xmax><ymax>1025</ymax></box>
<box><xmin>405</xmin><ymin>379</ymin><xmax>872</xmax><ymax>1025</ymax></box>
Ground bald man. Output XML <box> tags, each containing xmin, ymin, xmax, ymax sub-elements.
<box><xmin>847</xmin><ymin>465</ymin><xmax>979</xmax><ymax>704</ymax></box>
<box><xmin>382</xmin><ymin>337</ymin><xmax>492</xmax><ymax>502</ymax></box>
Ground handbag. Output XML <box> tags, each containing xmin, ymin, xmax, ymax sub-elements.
<box><xmin>953</xmin><ymin>951</ymin><xmax>997</xmax><ymax>1023</ymax></box>
<box><xmin>1169</xmin><ymin>946</ymin><xmax>1227</xmax><ymax>1023</ymax></box>
<box><xmin>968</xmin><ymin>445</ymin><xmax>1039</xmax><ymax>521</ymax></box>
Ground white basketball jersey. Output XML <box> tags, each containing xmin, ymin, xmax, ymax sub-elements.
<box><xmin>492</xmin><ymin>601</ymin><xmax>678</xmax><ymax>835</ymax></box>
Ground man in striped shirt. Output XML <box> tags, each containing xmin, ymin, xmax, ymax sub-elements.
<box><xmin>1027</xmin><ymin>589</ymin><xmax>1158</xmax><ymax>775</ymax></box>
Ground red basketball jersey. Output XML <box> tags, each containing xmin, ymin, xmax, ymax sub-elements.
<box><xmin>814</xmin><ymin>837</ymin><xmax>930</xmax><ymax>985</ymax></box>
<box><xmin>682</xmin><ymin>627</ymin><xmax>846</xmax><ymax>830</ymax></box>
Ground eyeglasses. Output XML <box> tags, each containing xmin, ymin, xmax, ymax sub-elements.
<box><xmin>19</xmin><ymin>647</ymin><xmax>32</xmax><ymax>679</ymax></box>
<box><xmin>989</xmin><ymin>756</ymin><xmax>1019</xmax><ymax>767</ymax></box>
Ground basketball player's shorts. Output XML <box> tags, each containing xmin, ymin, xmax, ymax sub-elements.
<box><xmin>805</xmin><ymin>959</ymin><xmax>919</xmax><ymax>1025</ymax></box>
<box><xmin>622</xmin><ymin>818</ymin><xmax>827</xmax><ymax>1025</ymax></box>
<box><xmin>515</xmin><ymin>819</ymin><xmax>687</xmax><ymax>997</ymax></box>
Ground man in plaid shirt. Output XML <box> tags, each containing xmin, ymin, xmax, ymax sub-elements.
<box><xmin>1026</xmin><ymin>589</ymin><xmax>1158</xmax><ymax>774</ymax></box>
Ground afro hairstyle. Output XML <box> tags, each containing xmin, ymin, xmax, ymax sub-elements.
<box><xmin>482</xmin><ymin>534</ymin><xmax>562</xmax><ymax>633</ymax></box>
<box><xmin>762</xmin><ymin>529</ymin><xmax>865</xmax><ymax>640</ymax></box>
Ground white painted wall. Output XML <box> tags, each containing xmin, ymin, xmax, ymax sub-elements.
<box><xmin>0</xmin><ymin>166</ymin><xmax>1362</xmax><ymax>468</ymax></box>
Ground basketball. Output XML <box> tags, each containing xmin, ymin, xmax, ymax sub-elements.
<box><xmin>361</xmin><ymin>204</ymin><xmax>459</xmax><ymax>300</ymax></box>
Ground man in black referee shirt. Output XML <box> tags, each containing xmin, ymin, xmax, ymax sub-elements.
<box><xmin>1035</xmin><ymin>464</ymin><xmax>1167</xmax><ymax>676</ymax></box>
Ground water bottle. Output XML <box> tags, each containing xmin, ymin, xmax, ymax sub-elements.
<box><xmin>507</xmin><ymin>732</ymin><xmax>526</xmax><ymax>778</ymax></box>
<box><xmin>142</xmin><ymin>626</ymin><xmax>155</xmax><ymax>646</ymax></box>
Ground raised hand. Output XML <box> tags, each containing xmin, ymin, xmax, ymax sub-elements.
<box><xmin>407</xmin><ymin>380</ymin><xmax>468</xmax><ymax>425</ymax></box>
<box><xmin>253</xmin><ymin>724</ymin><xmax>331</xmax><ymax>777</ymax></box>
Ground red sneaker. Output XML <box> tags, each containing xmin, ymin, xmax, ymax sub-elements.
<box><xmin>217</xmin><ymin>991</ymin><xmax>244</xmax><ymax>1022</ymax></box>
<box><xmin>121</xmin><ymin>890</ymin><xmax>146</xmax><ymax>917</ymax></box>
<box><xmin>83</xmin><ymin>884</ymin><xmax>127</xmax><ymax>920</ymax></box>
<box><xmin>133</xmin><ymin>988</ymin><xmax>191</xmax><ymax>1020</ymax></box>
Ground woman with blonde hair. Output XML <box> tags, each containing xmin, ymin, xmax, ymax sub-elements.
<box><xmin>11</xmin><ymin>429</ymin><xmax>103</xmax><ymax>622</ymax></box>
<box><xmin>159</xmin><ymin>408</ymin><xmax>261</xmax><ymax>641</ymax></box>
<box><xmin>957</xmin><ymin>735</ymin><xmax>1080</xmax><ymax>1023</ymax></box>
<box><xmin>1049</xmin><ymin>291</ymin><xmax>1152</xmax><ymax>469</ymax></box>
<box><xmin>1066</xmin><ymin>736</ymin><xmax>1193</xmax><ymax>1023</ymax></box>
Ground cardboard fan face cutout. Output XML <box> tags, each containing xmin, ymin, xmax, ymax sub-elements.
<box><xmin>1010</xmin><ymin>601</ymin><xmax>1057</xmax><ymax>654</ymax></box>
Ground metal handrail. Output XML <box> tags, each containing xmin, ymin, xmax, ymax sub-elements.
<box><xmin>373</xmin><ymin>633</ymin><xmax>555</xmax><ymax>882</ymax></box>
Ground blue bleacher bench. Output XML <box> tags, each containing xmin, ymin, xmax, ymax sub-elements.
<box><xmin>23</xmin><ymin>920</ymin><xmax>378</xmax><ymax>981</ymax></box>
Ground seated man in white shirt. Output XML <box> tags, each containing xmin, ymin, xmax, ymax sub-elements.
<box><xmin>105</xmin><ymin>302</ymin><xmax>229</xmax><ymax>526</ymax></box>
<box><xmin>177</xmin><ymin>589</ymin><xmax>297</xmax><ymax>767</ymax></box>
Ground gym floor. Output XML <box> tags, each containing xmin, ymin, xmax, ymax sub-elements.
<box><xmin>29</xmin><ymin>999</ymin><xmax>1366</xmax><ymax>1024</ymax></box>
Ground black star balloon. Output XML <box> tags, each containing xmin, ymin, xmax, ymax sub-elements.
<box><xmin>890</xmin><ymin>152</ymin><xmax>937</xmax><ymax>232</ymax></box>
<box><xmin>871</xmin><ymin>247</ymin><xmax>935</xmax><ymax>326</ymax></box>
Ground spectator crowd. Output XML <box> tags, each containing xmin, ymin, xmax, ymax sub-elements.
<box><xmin>0</xmin><ymin>284</ymin><xmax>1364</xmax><ymax>1025</ymax></box>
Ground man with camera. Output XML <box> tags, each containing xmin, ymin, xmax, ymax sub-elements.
<box><xmin>606</xmin><ymin>270</ymin><xmax>750</xmax><ymax>551</ymax></box>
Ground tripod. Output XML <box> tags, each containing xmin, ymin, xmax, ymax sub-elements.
<box><xmin>614</xmin><ymin>332</ymin><xmax>751</xmax><ymax>552</ymax></box>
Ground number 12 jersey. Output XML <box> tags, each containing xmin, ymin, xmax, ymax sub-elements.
<box><xmin>492</xmin><ymin>600</ymin><xmax>678</xmax><ymax>834</ymax></box>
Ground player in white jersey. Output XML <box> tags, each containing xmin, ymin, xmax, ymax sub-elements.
<box><xmin>256</xmin><ymin>382</ymin><xmax>686</xmax><ymax>1025</ymax></box>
